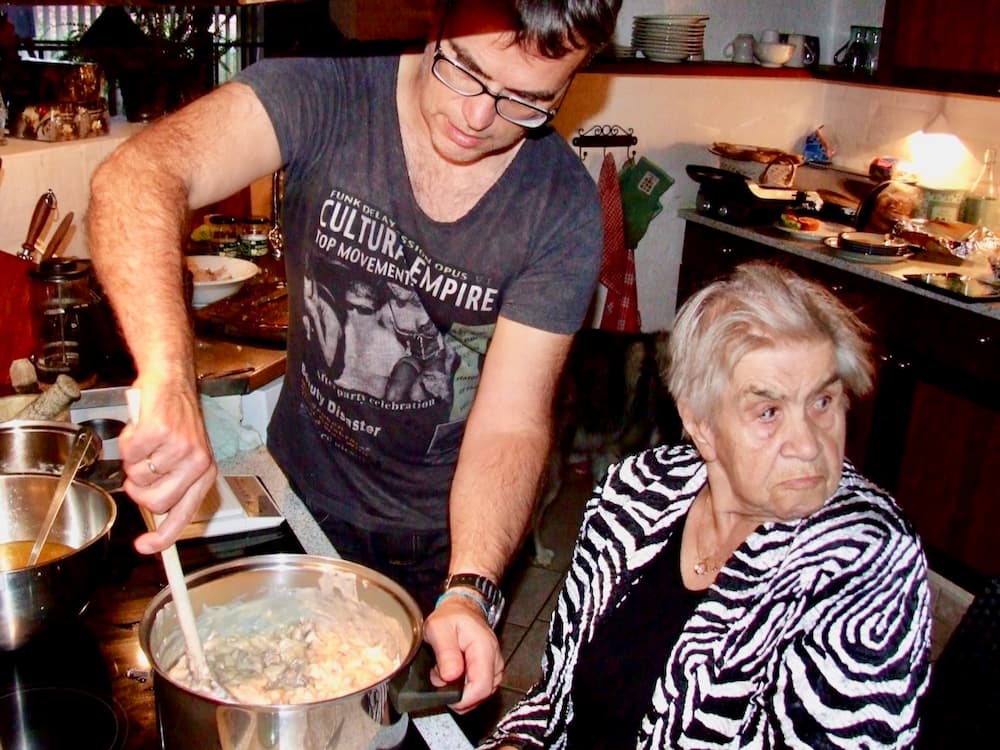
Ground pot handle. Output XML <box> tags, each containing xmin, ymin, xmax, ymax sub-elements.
<box><xmin>389</xmin><ymin>643</ymin><xmax>464</xmax><ymax>714</ymax></box>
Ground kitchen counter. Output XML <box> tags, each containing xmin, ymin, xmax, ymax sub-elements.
<box><xmin>679</xmin><ymin>209</ymin><xmax>1000</xmax><ymax>321</ymax></box>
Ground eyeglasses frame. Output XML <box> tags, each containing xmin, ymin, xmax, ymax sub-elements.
<box><xmin>430</xmin><ymin>24</ymin><xmax>561</xmax><ymax>129</ymax></box>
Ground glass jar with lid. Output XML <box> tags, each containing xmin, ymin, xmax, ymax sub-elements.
<box><xmin>239</xmin><ymin>216</ymin><xmax>272</xmax><ymax>258</ymax></box>
<box><xmin>208</xmin><ymin>215</ymin><xmax>241</xmax><ymax>257</ymax></box>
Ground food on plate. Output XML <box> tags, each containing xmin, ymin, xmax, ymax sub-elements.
<box><xmin>710</xmin><ymin>142</ymin><xmax>802</xmax><ymax>165</ymax></box>
<box><xmin>779</xmin><ymin>212</ymin><xmax>822</xmax><ymax>232</ymax></box>
<box><xmin>190</xmin><ymin>265</ymin><xmax>234</xmax><ymax>283</ymax></box>
<box><xmin>166</xmin><ymin>586</ymin><xmax>407</xmax><ymax>704</ymax></box>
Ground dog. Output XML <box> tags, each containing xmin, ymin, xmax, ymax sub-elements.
<box><xmin>531</xmin><ymin>329</ymin><xmax>681</xmax><ymax>566</ymax></box>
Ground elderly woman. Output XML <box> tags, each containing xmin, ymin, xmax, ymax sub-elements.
<box><xmin>481</xmin><ymin>262</ymin><xmax>930</xmax><ymax>749</ymax></box>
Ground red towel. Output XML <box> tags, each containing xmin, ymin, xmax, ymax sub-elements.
<box><xmin>597</xmin><ymin>153</ymin><xmax>641</xmax><ymax>332</ymax></box>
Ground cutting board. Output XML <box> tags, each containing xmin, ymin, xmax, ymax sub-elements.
<box><xmin>0</xmin><ymin>251</ymin><xmax>37</xmax><ymax>389</ymax></box>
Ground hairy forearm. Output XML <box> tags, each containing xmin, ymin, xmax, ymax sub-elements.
<box><xmin>88</xmin><ymin>141</ymin><xmax>195</xmax><ymax>384</ymax></box>
<box><xmin>448</xmin><ymin>410</ymin><xmax>553</xmax><ymax>582</ymax></box>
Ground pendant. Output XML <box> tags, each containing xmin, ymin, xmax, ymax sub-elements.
<box><xmin>693</xmin><ymin>559</ymin><xmax>709</xmax><ymax>576</ymax></box>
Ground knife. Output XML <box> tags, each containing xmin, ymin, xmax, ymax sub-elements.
<box><xmin>39</xmin><ymin>211</ymin><xmax>74</xmax><ymax>264</ymax></box>
<box><xmin>19</xmin><ymin>189</ymin><xmax>57</xmax><ymax>262</ymax></box>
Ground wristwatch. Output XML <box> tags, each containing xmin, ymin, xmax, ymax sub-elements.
<box><xmin>444</xmin><ymin>573</ymin><xmax>505</xmax><ymax>629</ymax></box>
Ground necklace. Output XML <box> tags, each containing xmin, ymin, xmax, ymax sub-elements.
<box><xmin>690</xmin><ymin>490</ymin><xmax>752</xmax><ymax>577</ymax></box>
<box><xmin>692</xmin><ymin>556</ymin><xmax>722</xmax><ymax>577</ymax></box>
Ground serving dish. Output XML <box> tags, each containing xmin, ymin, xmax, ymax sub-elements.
<box><xmin>187</xmin><ymin>255</ymin><xmax>259</xmax><ymax>309</ymax></box>
<box><xmin>903</xmin><ymin>273</ymin><xmax>1000</xmax><ymax>301</ymax></box>
<box><xmin>775</xmin><ymin>220</ymin><xmax>843</xmax><ymax>240</ymax></box>
<box><xmin>823</xmin><ymin>236</ymin><xmax>913</xmax><ymax>264</ymax></box>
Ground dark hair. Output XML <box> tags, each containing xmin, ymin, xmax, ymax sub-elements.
<box><xmin>444</xmin><ymin>0</ymin><xmax>622</xmax><ymax>58</ymax></box>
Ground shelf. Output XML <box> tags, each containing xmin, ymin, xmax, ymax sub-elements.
<box><xmin>587</xmin><ymin>58</ymin><xmax>816</xmax><ymax>78</ymax></box>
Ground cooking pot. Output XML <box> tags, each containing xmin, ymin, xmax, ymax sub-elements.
<box><xmin>0</xmin><ymin>473</ymin><xmax>116</xmax><ymax>650</ymax></box>
<box><xmin>0</xmin><ymin>420</ymin><xmax>102</xmax><ymax>475</ymax></box>
<box><xmin>139</xmin><ymin>554</ymin><xmax>461</xmax><ymax>750</ymax></box>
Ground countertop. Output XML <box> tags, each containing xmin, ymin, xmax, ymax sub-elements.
<box><xmin>680</xmin><ymin>209</ymin><xmax>1000</xmax><ymax>322</ymax></box>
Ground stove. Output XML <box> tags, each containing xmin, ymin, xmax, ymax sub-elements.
<box><xmin>1</xmin><ymin>492</ymin><xmax>434</xmax><ymax>749</ymax></box>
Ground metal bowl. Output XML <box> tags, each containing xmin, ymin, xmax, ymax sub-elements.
<box><xmin>0</xmin><ymin>474</ymin><xmax>117</xmax><ymax>650</ymax></box>
<box><xmin>0</xmin><ymin>420</ymin><xmax>102</xmax><ymax>476</ymax></box>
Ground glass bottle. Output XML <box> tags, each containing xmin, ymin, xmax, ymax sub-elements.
<box><xmin>960</xmin><ymin>147</ymin><xmax>999</xmax><ymax>229</ymax></box>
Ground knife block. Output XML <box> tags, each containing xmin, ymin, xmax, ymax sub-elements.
<box><xmin>0</xmin><ymin>252</ymin><xmax>38</xmax><ymax>389</ymax></box>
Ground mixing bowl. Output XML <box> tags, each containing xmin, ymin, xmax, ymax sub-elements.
<box><xmin>0</xmin><ymin>473</ymin><xmax>116</xmax><ymax>650</ymax></box>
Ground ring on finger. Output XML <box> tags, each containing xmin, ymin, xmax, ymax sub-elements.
<box><xmin>146</xmin><ymin>458</ymin><xmax>160</xmax><ymax>475</ymax></box>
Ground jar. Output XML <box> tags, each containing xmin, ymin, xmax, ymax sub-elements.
<box><xmin>208</xmin><ymin>215</ymin><xmax>241</xmax><ymax>257</ymax></box>
<box><xmin>239</xmin><ymin>216</ymin><xmax>272</xmax><ymax>258</ymax></box>
<box><xmin>28</xmin><ymin>259</ymin><xmax>96</xmax><ymax>384</ymax></box>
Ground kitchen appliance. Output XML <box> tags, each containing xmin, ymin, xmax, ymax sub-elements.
<box><xmin>687</xmin><ymin>165</ymin><xmax>815</xmax><ymax>225</ymax></box>
<box><xmin>29</xmin><ymin>258</ymin><xmax>99</xmax><ymax>385</ymax></box>
<box><xmin>139</xmin><ymin>554</ymin><xmax>460</xmax><ymax>750</ymax></box>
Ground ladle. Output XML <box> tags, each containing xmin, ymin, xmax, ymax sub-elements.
<box><xmin>27</xmin><ymin>428</ymin><xmax>93</xmax><ymax>566</ymax></box>
<box><xmin>125</xmin><ymin>389</ymin><xmax>231</xmax><ymax>699</ymax></box>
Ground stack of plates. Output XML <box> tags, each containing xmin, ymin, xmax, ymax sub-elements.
<box><xmin>631</xmin><ymin>14</ymin><xmax>709</xmax><ymax>63</ymax></box>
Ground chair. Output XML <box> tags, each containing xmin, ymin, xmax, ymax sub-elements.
<box><xmin>918</xmin><ymin>576</ymin><xmax>1000</xmax><ymax>748</ymax></box>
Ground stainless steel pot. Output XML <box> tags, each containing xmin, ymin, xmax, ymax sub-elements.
<box><xmin>139</xmin><ymin>554</ymin><xmax>460</xmax><ymax>750</ymax></box>
<box><xmin>0</xmin><ymin>420</ymin><xmax>102</xmax><ymax>476</ymax></box>
<box><xmin>0</xmin><ymin>473</ymin><xmax>116</xmax><ymax>650</ymax></box>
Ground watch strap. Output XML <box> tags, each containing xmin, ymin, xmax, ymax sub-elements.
<box><xmin>443</xmin><ymin>573</ymin><xmax>505</xmax><ymax>628</ymax></box>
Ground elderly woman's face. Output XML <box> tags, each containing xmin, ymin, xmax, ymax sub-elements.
<box><xmin>689</xmin><ymin>338</ymin><xmax>848</xmax><ymax>520</ymax></box>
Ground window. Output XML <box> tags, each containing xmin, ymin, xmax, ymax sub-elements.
<box><xmin>11</xmin><ymin>5</ymin><xmax>262</xmax><ymax>88</ymax></box>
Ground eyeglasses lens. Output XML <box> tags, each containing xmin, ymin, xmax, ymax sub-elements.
<box><xmin>432</xmin><ymin>55</ymin><xmax>550</xmax><ymax>128</ymax></box>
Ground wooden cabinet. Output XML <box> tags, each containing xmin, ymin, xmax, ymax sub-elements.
<box><xmin>879</xmin><ymin>0</ymin><xmax>1000</xmax><ymax>97</ymax></box>
<box><xmin>680</xmin><ymin>220</ymin><xmax>1000</xmax><ymax>580</ymax></box>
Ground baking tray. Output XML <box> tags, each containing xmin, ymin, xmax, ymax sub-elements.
<box><xmin>903</xmin><ymin>273</ymin><xmax>1000</xmax><ymax>302</ymax></box>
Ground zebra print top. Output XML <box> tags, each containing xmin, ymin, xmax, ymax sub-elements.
<box><xmin>480</xmin><ymin>443</ymin><xmax>931</xmax><ymax>749</ymax></box>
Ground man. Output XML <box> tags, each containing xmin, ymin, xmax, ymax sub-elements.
<box><xmin>87</xmin><ymin>0</ymin><xmax>620</xmax><ymax>712</ymax></box>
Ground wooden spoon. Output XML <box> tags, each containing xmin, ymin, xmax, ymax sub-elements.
<box><xmin>125</xmin><ymin>389</ymin><xmax>231</xmax><ymax>699</ymax></box>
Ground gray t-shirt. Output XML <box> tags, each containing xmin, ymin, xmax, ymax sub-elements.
<box><xmin>236</xmin><ymin>54</ymin><xmax>602</xmax><ymax>532</ymax></box>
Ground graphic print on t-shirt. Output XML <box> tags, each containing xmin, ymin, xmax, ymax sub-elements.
<box><xmin>300</xmin><ymin>187</ymin><xmax>498</xmax><ymax>464</ymax></box>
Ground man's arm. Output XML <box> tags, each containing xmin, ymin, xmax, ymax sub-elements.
<box><xmin>87</xmin><ymin>82</ymin><xmax>282</xmax><ymax>553</ymax></box>
<box><xmin>423</xmin><ymin>316</ymin><xmax>571</xmax><ymax>711</ymax></box>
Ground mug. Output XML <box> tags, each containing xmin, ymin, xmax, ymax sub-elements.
<box><xmin>724</xmin><ymin>34</ymin><xmax>755</xmax><ymax>64</ymax></box>
<box><xmin>760</xmin><ymin>29</ymin><xmax>780</xmax><ymax>43</ymax></box>
<box><xmin>785</xmin><ymin>33</ymin><xmax>818</xmax><ymax>68</ymax></box>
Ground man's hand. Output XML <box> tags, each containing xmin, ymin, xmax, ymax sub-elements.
<box><xmin>120</xmin><ymin>380</ymin><xmax>216</xmax><ymax>554</ymax></box>
<box><xmin>422</xmin><ymin>593</ymin><xmax>504</xmax><ymax>713</ymax></box>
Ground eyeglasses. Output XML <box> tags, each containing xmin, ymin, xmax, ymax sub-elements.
<box><xmin>431</xmin><ymin>46</ymin><xmax>558</xmax><ymax>129</ymax></box>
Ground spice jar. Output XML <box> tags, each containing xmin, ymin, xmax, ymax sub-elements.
<box><xmin>239</xmin><ymin>216</ymin><xmax>272</xmax><ymax>258</ymax></box>
<box><xmin>208</xmin><ymin>215</ymin><xmax>241</xmax><ymax>257</ymax></box>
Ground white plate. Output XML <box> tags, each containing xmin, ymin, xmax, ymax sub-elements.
<box><xmin>823</xmin><ymin>236</ymin><xmax>913</xmax><ymax>264</ymax></box>
<box><xmin>774</xmin><ymin>221</ymin><xmax>842</xmax><ymax>240</ymax></box>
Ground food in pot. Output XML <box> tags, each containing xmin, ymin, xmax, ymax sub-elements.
<box><xmin>0</xmin><ymin>539</ymin><xmax>75</xmax><ymax>571</ymax></box>
<box><xmin>166</xmin><ymin>586</ymin><xmax>407</xmax><ymax>704</ymax></box>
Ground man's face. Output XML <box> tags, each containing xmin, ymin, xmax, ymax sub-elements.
<box><xmin>686</xmin><ymin>338</ymin><xmax>848</xmax><ymax>522</ymax></box>
<box><xmin>417</xmin><ymin>3</ymin><xmax>587</xmax><ymax>164</ymax></box>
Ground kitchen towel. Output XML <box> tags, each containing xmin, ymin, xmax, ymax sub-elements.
<box><xmin>597</xmin><ymin>152</ymin><xmax>642</xmax><ymax>333</ymax></box>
